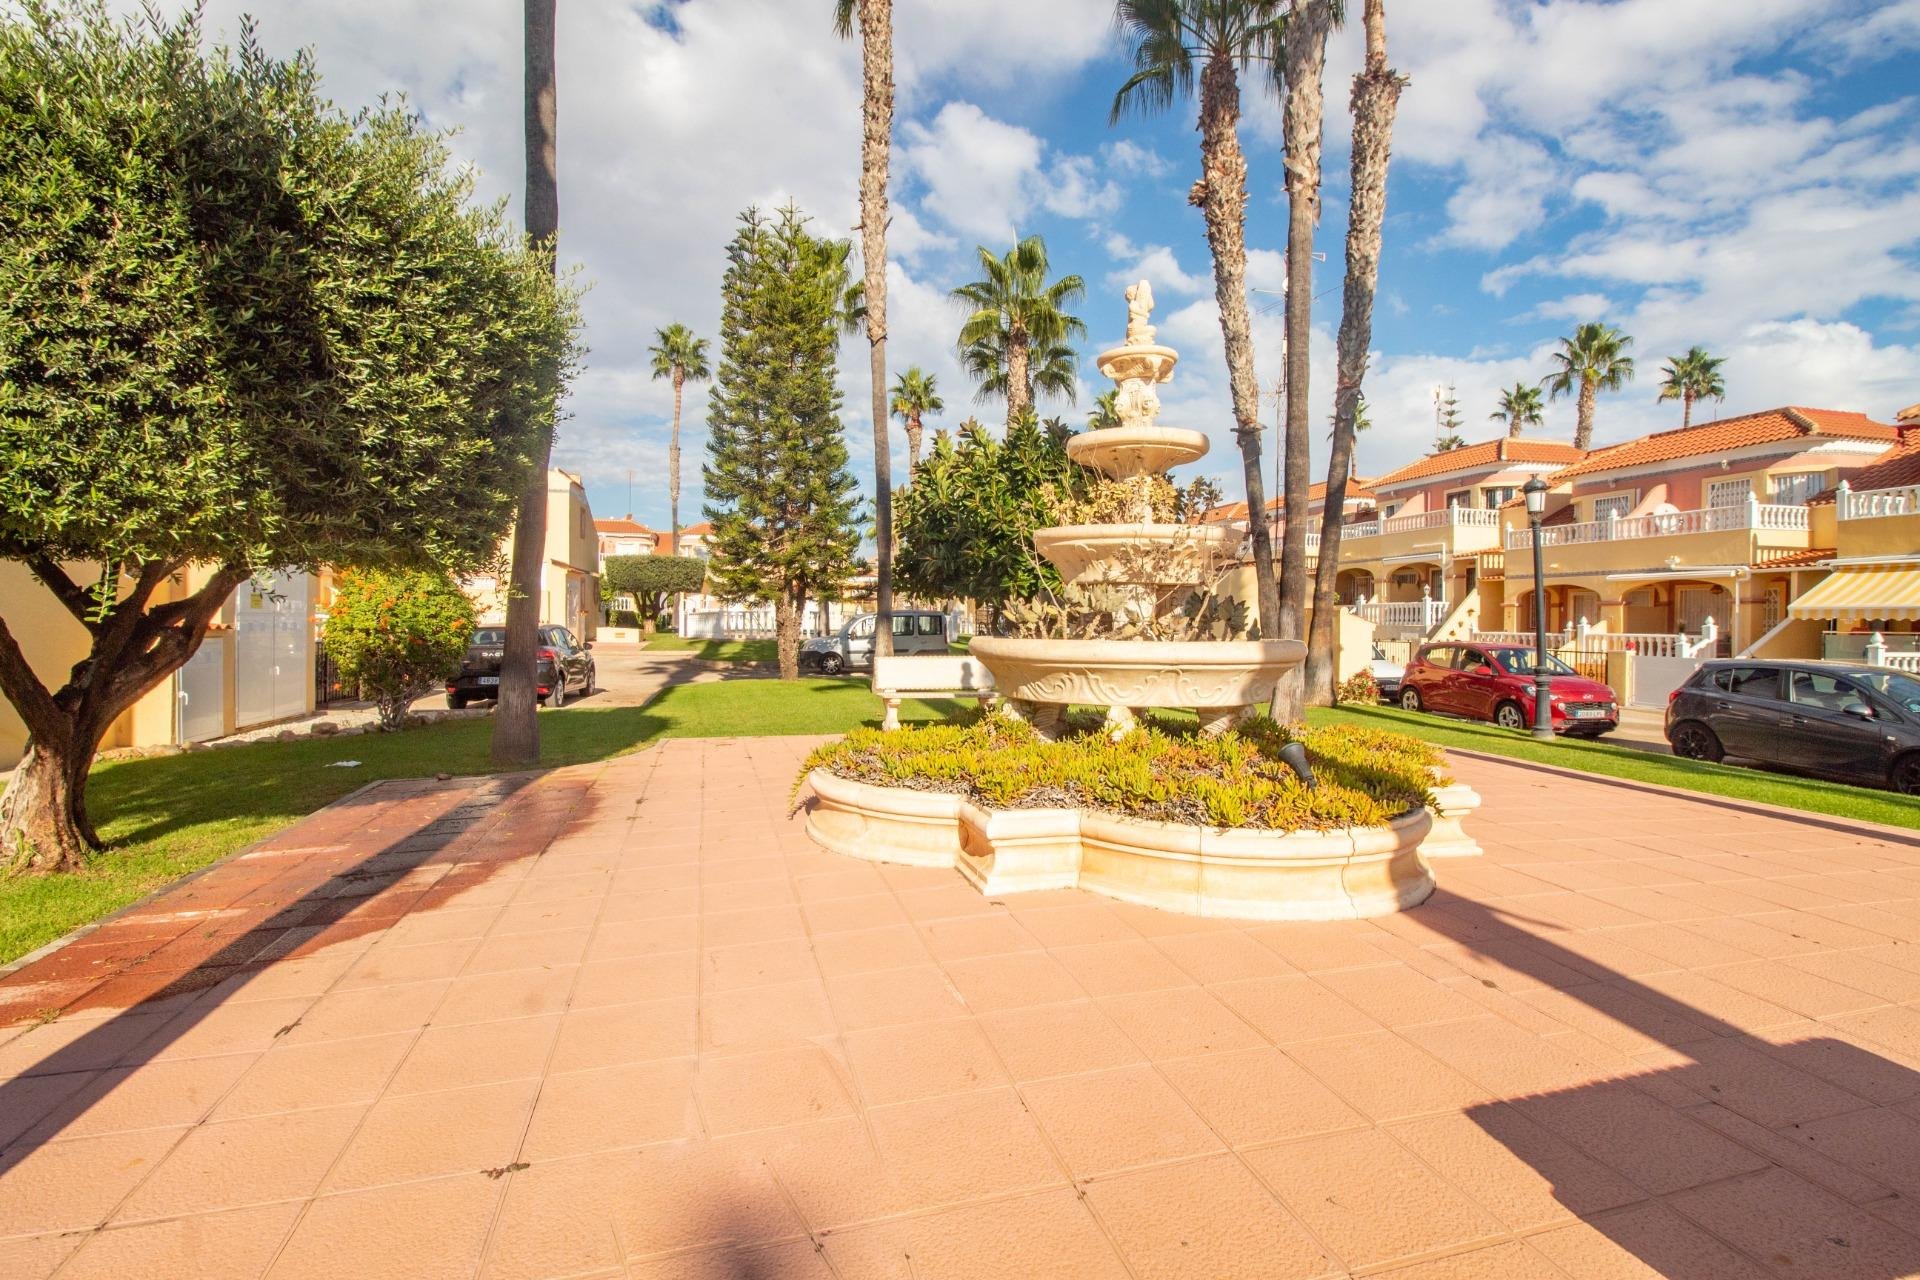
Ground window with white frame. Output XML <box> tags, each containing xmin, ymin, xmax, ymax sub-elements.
<box><xmin>1445</xmin><ymin>489</ymin><xmax>1472</xmax><ymax>509</ymax></box>
<box><xmin>1768</xmin><ymin>472</ymin><xmax>1827</xmax><ymax>505</ymax></box>
<box><xmin>1592</xmin><ymin>494</ymin><xmax>1634</xmax><ymax>521</ymax></box>
<box><xmin>1483</xmin><ymin>486</ymin><xmax>1516</xmax><ymax>508</ymax></box>
<box><xmin>1707</xmin><ymin>479</ymin><xmax>1749</xmax><ymax>508</ymax></box>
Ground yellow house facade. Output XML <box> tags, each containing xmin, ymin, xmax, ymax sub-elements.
<box><xmin>465</xmin><ymin>469</ymin><xmax>600</xmax><ymax>642</ymax></box>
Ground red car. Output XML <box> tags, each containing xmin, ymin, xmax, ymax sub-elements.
<box><xmin>1398</xmin><ymin>642</ymin><xmax>1619</xmax><ymax>737</ymax></box>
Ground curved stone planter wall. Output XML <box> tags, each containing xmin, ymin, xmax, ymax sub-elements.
<box><xmin>803</xmin><ymin>770</ymin><xmax>1439</xmax><ymax>921</ymax></box>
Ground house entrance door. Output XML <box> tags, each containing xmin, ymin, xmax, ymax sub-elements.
<box><xmin>1677</xmin><ymin>585</ymin><xmax>1718</xmax><ymax>637</ymax></box>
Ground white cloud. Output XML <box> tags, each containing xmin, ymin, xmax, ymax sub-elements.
<box><xmin>899</xmin><ymin>102</ymin><xmax>1045</xmax><ymax>243</ymax></box>
<box><xmin>1105</xmin><ymin>244</ymin><xmax>1210</xmax><ymax>298</ymax></box>
<box><xmin>1105</xmin><ymin>138</ymin><xmax>1173</xmax><ymax>178</ymax></box>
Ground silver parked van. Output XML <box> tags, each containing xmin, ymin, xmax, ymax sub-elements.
<box><xmin>799</xmin><ymin>610</ymin><xmax>949</xmax><ymax>675</ymax></box>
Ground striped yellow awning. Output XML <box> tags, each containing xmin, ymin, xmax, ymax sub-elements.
<box><xmin>1789</xmin><ymin>564</ymin><xmax>1920</xmax><ymax>622</ymax></box>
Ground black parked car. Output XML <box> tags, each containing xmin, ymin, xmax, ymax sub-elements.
<box><xmin>1665</xmin><ymin>659</ymin><xmax>1920</xmax><ymax>794</ymax></box>
<box><xmin>447</xmin><ymin>625</ymin><xmax>595</xmax><ymax>709</ymax></box>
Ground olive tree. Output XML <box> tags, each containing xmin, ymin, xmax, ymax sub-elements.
<box><xmin>0</xmin><ymin>2</ymin><xmax>580</xmax><ymax>872</ymax></box>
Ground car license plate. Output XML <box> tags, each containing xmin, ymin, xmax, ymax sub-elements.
<box><xmin>479</xmin><ymin>676</ymin><xmax>499</xmax><ymax>686</ymax></box>
<box><xmin>1571</xmin><ymin>707</ymin><xmax>1605</xmax><ymax>719</ymax></box>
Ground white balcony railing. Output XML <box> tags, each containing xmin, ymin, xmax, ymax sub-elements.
<box><xmin>1354</xmin><ymin>597</ymin><xmax>1448</xmax><ymax>630</ymax></box>
<box><xmin>1343</xmin><ymin>506</ymin><xmax>1499</xmax><ymax>542</ymax></box>
<box><xmin>1504</xmin><ymin>501</ymin><xmax>1808</xmax><ymax>551</ymax></box>
<box><xmin>1837</xmin><ymin>480</ymin><xmax>1920</xmax><ymax>521</ymax></box>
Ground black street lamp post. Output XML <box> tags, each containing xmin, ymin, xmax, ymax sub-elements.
<box><xmin>1523</xmin><ymin>475</ymin><xmax>1555</xmax><ymax>740</ymax></box>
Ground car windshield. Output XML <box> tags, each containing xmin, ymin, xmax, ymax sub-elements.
<box><xmin>1853</xmin><ymin>668</ymin><xmax>1920</xmax><ymax>713</ymax></box>
<box><xmin>1492</xmin><ymin>648</ymin><xmax>1576</xmax><ymax>676</ymax></box>
<box><xmin>473</xmin><ymin>628</ymin><xmax>507</xmax><ymax>646</ymax></box>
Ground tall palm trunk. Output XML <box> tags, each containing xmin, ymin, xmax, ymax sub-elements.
<box><xmin>855</xmin><ymin>0</ymin><xmax>895</xmax><ymax>657</ymax></box>
<box><xmin>669</xmin><ymin>366</ymin><xmax>684</xmax><ymax>554</ymax></box>
<box><xmin>491</xmin><ymin>0</ymin><xmax>560</xmax><ymax>768</ymax></box>
<box><xmin>1191</xmin><ymin>52</ymin><xmax>1280</xmax><ymax>642</ymax></box>
<box><xmin>1273</xmin><ymin>0</ymin><xmax>1333</xmax><ymax>724</ymax></box>
<box><xmin>1575</xmin><ymin>379</ymin><xmax>1596</xmax><ymax>450</ymax></box>
<box><xmin>1307</xmin><ymin>0</ymin><xmax>1404</xmax><ymax>704</ymax></box>
<box><xmin>1005</xmin><ymin>328</ymin><xmax>1032</xmax><ymax>426</ymax></box>
<box><xmin>1508</xmin><ymin>413</ymin><xmax>1522</xmax><ymax>438</ymax></box>
<box><xmin>1681</xmin><ymin>390</ymin><xmax>1693</xmax><ymax>430</ymax></box>
<box><xmin>906</xmin><ymin>411</ymin><xmax>923</xmax><ymax>472</ymax></box>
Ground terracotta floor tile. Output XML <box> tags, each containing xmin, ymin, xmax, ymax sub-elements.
<box><xmin>268</xmin><ymin>1172</ymin><xmax>505</xmax><ymax>1280</ymax></box>
<box><xmin>844</xmin><ymin>1017</ymin><xmax>1008</xmax><ymax>1106</ymax></box>
<box><xmin>1007</xmin><ymin>902</ymin><xmax>1140</xmax><ymax>948</ymax></box>
<box><xmin>24</xmin><ymin>1052</ymin><xmax>256</xmax><ymax>1143</ymax></box>
<box><xmin>326</xmin><ymin>1077</ymin><xmax>539</xmax><ymax>1190</ymax></box>
<box><xmin>628</xmin><ymin>1241</ymin><xmax>833</xmax><ymax>1279</ymax></box>
<box><xmin>977</xmin><ymin>1000</ymin><xmax>1146</xmax><ymax>1082</ymax></box>
<box><xmin>386</xmin><ymin>1014</ymin><xmax>561</xmax><ymax>1095</ymax></box>
<box><xmin>1400</xmin><ymin>1015</ymin><xmax>1624</xmax><ymax>1097</ymax></box>
<box><xmin>335</xmin><ymin>938</ymin><xmax>479</xmax><ymax>989</ymax></box>
<box><xmin>0</xmin><ymin>1068</ymin><xmax>99</xmax><ymax>1149</ymax></box>
<box><xmin>917</xmin><ymin>913</ymin><xmax>1039</xmax><ymax>962</ymax></box>
<box><xmin>811</xmin><ymin>925</ymin><xmax>931</xmax><ymax>976</ymax></box>
<box><xmin>551</xmin><ymin>997</ymin><xmax>697</xmax><ymax>1072</ymax></box>
<box><xmin>1097</xmin><ymin>987</ymin><xmax>1265</xmax><ymax>1060</ymax></box>
<box><xmin>0</xmin><ymin>1126</ymin><xmax>188</xmax><ymax>1235</ymax></box>
<box><xmin>1284</xmin><ymin>1030</ymin><xmax>1492</xmax><ymax>1122</ymax></box>
<box><xmin>704</xmin><ymin>980</ymin><xmax>836</xmax><ymax>1050</ymax></box>
<box><xmin>585</xmin><ymin>914</ymin><xmax>700</xmax><ymax>962</ymax></box>
<box><xmin>1313</xmin><ymin>962</ymin><xmax>1490</xmax><ymax>1029</ymax></box>
<box><xmin>1513</xmin><ymin>1082</ymin><xmax>1770</xmax><ymax>1195</ymax></box>
<box><xmin>1371</xmin><ymin>1242</ymin><xmax>1564</xmax><ymax>1279</ymax></box>
<box><xmin>1158</xmin><ymin>1047</ymin><xmax>1365</xmax><ymax>1147</ymax></box>
<box><xmin>115</xmin><ymin>1104</ymin><xmax>365</xmax><ymax>1221</ymax></box>
<box><xmin>1387</xmin><ymin>1105</ymin><xmax>1646</xmax><ymax>1231</ymax></box>
<box><xmin>146</xmin><ymin>997</ymin><xmax>318</xmax><ymax>1062</ymax></box>
<box><xmin>1670</xmin><ymin>1035</ymin><xmax>1873</xmax><ymax>1128</ymax></box>
<box><xmin>432</xmin><ymin>964</ymin><xmax>578</xmax><ymax>1026</ymax></box>
<box><xmin>699</xmin><ymin>938</ymin><xmax>819</xmax><ymax>991</ymax></box>
<box><xmin>942</xmin><ymin>951</ymin><xmax>1086</xmax><ymax>1013</ymax></box>
<box><xmin>1151</xmin><ymin>929</ymin><xmax>1297</xmax><ymax>983</ymax></box>
<box><xmin>461</xmin><ymin>928</ymin><xmax>590</xmax><ymax>976</ymax></box>
<box><xmin>0</xmin><ymin>1232</ymin><xmax>82</xmax><ymax>1280</ymax></box>
<box><xmin>1528</xmin><ymin>1201</ymin><xmax>1772</xmax><ymax>1279</ymax></box>
<box><xmin>825</xmin><ymin>966</ymin><xmax>967</xmax><ymax>1030</ymax></box>
<box><xmin>1248</xmin><ymin>922</ymin><xmax>1397</xmax><ymax>973</ymax></box>
<box><xmin>1671</xmin><ymin>1166</ymin><xmax>1920</xmax><ymax>1279</ymax></box>
<box><xmin>521</xmin><ymin>1056</ymin><xmax>699</xmax><ymax>1158</ymax></box>
<box><xmin>1246</xmin><ymin>1127</ymin><xmax>1505</xmax><ymax>1271</ymax></box>
<box><xmin>1049</xmin><ymin>939</ymin><xmax>1198</xmax><ymax>997</ymax></box>
<box><xmin>1211</xmin><ymin>975</ymin><xmax>1382</xmax><ymax>1045</ymax></box>
<box><xmin>1020</xmin><ymin>1062</ymin><xmax>1223</xmax><ymax>1178</ymax></box>
<box><xmin>1776</xmin><ymin>1104</ymin><xmax>1920</xmax><ymax>1199</ymax></box>
<box><xmin>800</xmin><ymin>893</ymin><xmax>909</xmax><ymax>935</ymax></box>
<box><xmin>279</xmin><ymin>980</ymin><xmax>450</xmax><ymax>1044</ymax></box>
<box><xmin>0</xmin><ymin>1009</ymin><xmax>179</xmax><ymax>1078</ymax></box>
<box><xmin>57</xmin><ymin>1200</ymin><xmax>304</xmax><ymax>1280</ymax></box>
<box><xmin>1084</xmin><ymin>1154</ymin><xmax>1336</xmax><ymax>1280</ymax></box>
<box><xmin>824</xmin><ymin>1188</ymin><xmax>1131</xmax><ymax>1279</ymax></box>
<box><xmin>214</xmin><ymin>1032</ymin><xmax>415</xmax><ymax>1120</ymax></box>
<box><xmin>866</xmin><ymin>1087</ymin><xmax>1067</xmax><ymax>1212</ymax></box>
<box><xmin>695</xmin><ymin>1044</ymin><xmax>855</xmax><ymax>1135</ymax></box>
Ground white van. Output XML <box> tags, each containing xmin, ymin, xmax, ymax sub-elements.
<box><xmin>799</xmin><ymin>610</ymin><xmax>949</xmax><ymax>675</ymax></box>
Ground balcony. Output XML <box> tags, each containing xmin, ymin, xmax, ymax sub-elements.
<box><xmin>1837</xmin><ymin>482</ymin><xmax>1920</xmax><ymax>520</ymax></box>
<box><xmin>1503</xmin><ymin>502</ymin><xmax>1808</xmax><ymax>551</ymax></box>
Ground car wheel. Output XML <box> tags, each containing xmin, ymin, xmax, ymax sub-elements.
<box><xmin>820</xmin><ymin>652</ymin><xmax>845</xmax><ymax>676</ymax></box>
<box><xmin>550</xmin><ymin>679</ymin><xmax>566</xmax><ymax>709</ymax></box>
<box><xmin>447</xmin><ymin>693</ymin><xmax>467</xmax><ymax>711</ymax></box>
<box><xmin>1891</xmin><ymin>753</ymin><xmax>1920</xmax><ymax>796</ymax></box>
<box><xmin>1399</xmin><ymin>687</ymin><xmax>1422</xmax><ymax>713</ymax></box>
<box><xmin>1669</xmin><ymin>720</ymin><xmax>1724</xmax><ymax>763</ymax></box>
<box><xmin>1494</xmin><ymin>701</ymin><xmax>1527</xmax><ymax>732</ymax></box>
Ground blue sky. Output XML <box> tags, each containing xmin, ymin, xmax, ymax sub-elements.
<box><xmin>166</xmin><ymin>0</ymin><xmax>1920</xmax><ymax>529</ymax></box>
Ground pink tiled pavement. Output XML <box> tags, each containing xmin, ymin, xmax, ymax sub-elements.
<box><xmin>1</xmin><ymin>738</ymin><xmax>1920</xmax><ymax>1277</ymax></box>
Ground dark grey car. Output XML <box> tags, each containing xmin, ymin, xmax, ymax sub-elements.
<box><xmin>1665</xmin><ymin>659</ymin><xmax>1920</xmax><ymax>794</ymax></box>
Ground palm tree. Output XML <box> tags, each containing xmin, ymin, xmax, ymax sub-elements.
<box><xmin>834</xmin><ymin>0</ymin><xmax>896</xmax><ymax>654</ymax></box>
<box><xmin>1111</xmin><ymin>0</ymin><xmax>1288</xmax><ymax>653</ymax></box>
<box><xmin>648</xmin><ymin>324</ymin><xmax>711</xmax><ymax>554</ymax></box>
<box><xmin>953</xmin><ymin>236</ymin><xmax>1086</xmax><ymax>426</ymax></box>
<box><xmin>492</xmin><ymin>0</ymin><xmax>561</xmax><ymax>769</ymax></box>
<box><xmin>889</xmin><ymin>366</ymin><xmax>942</xmax><ymax>473</ymax></box>
<box><xmin>1657</xmin><ymin>346</ymin><xmax>1727</xmax><ymax>428</ymax></box>
<box><xmin>1088</xmin><ymin>389</ymin><xmax>1122</xmax><ymax>430</ymax></box>
<box><xmin>1490</xmin><ymin>382</ymin><xmax>1544</xmax><ymax>438</ymax></box>
<box><xmin>1545</xmin><ymin>322</ymin><xmax>1635</xmax><ymax>450</ymax></box>
<box><xmin>961</xmin><ymin>337</ymin><xmax>1080</xmax><ymax>412</ymax></box>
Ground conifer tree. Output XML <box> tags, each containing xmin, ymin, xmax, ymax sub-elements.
<box><xmin>703</xmin><ymin>205</ymin><xmax>863</xmax><ymax>678</ymax></box>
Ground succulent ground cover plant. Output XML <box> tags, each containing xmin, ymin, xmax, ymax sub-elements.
<box><xmin>800</xmin><ymin>710</ymin><xmax>1440</xmax><ymax>831</ymax></box>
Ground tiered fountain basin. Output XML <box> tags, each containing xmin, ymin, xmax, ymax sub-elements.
<box><xmin>968</xmin><ymin>636</ymin><xmax>1304</xmax><ymax>711</ymax></box>
<box><xmin>1065</xmin><ymin>425</ymin><xmax>1208</xmax><ymax>478</ymax></box>
<box><xmin>1033</xmin><ymin>522</ymin><xmax>1241</xmax><ymax>586</ymax></box>
<box><xmin>804</xmin><ymin>768</ymin><xmax>1437</xmax><ymax>920</ymax></box>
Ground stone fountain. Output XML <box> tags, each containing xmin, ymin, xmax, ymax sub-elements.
<box><xmin>969</xmin><ymin>280</ymin><xmax>1305</xmax><ymax>736</ymax></box>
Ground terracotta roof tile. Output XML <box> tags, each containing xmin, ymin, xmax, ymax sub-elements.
<box><xmin>1200</xmin><ymin>480</ymin><xmax>1378</xmax><ymax>524</ymax></box>
<box><xmin>1550</xmin><ymin>407</ymin><xmax>1898</xmax><ymax>481</ymax></box>
<box><xmin>1807</xmin><ymin>435</ymin><xmax>1920</xmax><ymax>503</ymax></box>
<box><xmin>1368</xmin><ymin>437</ymin><xmax>1585</xmax><ymax>490</ymax></box>
<box><xmin>594</xmin><ymin>517</ymin><xmax>657</xmax><ymax>536</ymax></box>
<box><xmin>1754</xmin><ymin>547</ymin><xmax>1836</xmax><ymax>568</ymax></box>
<box><xmin>678</xmin><ymin>522</ymin><xmax>715</xmax><ymax>536</ymax></box>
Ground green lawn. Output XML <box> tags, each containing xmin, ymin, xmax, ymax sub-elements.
<box><xmin>640</xmin><ymin>634</ymin><xmax>777</xmax><ymax>664</ymax></box>
<box><xmin>1313</xmin><ymin>703</ymin><xmax>1920</xmax><ymax>831</ymax></box>
<box><xmin>0</xmin><ymin>680</ymin><xmax>957</xmax><ymax>965</ymax></box>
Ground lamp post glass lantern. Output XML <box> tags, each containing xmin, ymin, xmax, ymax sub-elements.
<box><xmin>1522</xmin><ymin>476</ymin><xmax>1554</xmax><ymax>740</ymax></box>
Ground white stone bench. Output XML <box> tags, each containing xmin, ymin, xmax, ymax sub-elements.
<box><xmin>873</xmin><ymin>654</ymin><xmax>996</xmax><ymax>730</ymax></box>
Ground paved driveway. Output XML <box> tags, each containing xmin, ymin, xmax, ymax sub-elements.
<box><xmin>3</xmin><ymin>740</ymin><xmax>1920</xmax><ymax>1277</ymax></box>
